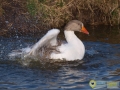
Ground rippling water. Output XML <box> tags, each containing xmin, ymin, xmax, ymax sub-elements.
<box><xmin>0</xmin><ymin>26</ymin><xmax>120</xmax><ymax>90</ymax></box>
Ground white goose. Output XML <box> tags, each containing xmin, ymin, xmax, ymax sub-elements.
<box><xmin>26</xmin><ymin>20</ymin><xmax>89</xmax><ymax>61</ymax></box>
<box><xmin>25</xmin><ymin>20</ymin><xmax>89</xmax><ymax>61</ymax></box>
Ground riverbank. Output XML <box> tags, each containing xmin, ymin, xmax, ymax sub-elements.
<box><xmin>0</xmin><ymin>0</ymin><xmax>120</xmax><ymax>36</ymax></box>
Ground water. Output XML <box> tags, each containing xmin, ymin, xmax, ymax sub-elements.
<box><xmin>0</xmin><ymin>26</ymin><xmax>120</xmax><ymax>90</ymax></box>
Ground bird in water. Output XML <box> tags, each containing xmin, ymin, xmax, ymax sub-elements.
<box><xmin>8</xmin><ymin>20</ymin><xmax>89</xmax><ymax>61</ymax></box>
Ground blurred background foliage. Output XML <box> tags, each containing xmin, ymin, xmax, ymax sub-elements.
<box><xmin>0</xmin><ymin>0</ymin><xmax>120</xmax><ymax>35</ymax></box>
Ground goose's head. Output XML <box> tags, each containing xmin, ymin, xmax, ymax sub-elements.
<box><xmin>64</xmin><ymin>20</ymin><xmax>89</xmax><ymax>35</ymax></box>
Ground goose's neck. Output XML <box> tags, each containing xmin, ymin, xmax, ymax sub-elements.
<box><xmin>64</xmin><ymin>30</ymin><xmax>85</xmax><ymax>55</ymax></box>
<box><xmin>64</xmin><ymin>30</ymin><xmax>81</xmax><ymax>44</ymax></box>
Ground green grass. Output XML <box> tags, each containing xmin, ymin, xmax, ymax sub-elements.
<box><xmin>27</xmin><ymin>0</ymin><xmax>37</xmax><ymax>16</ymax></box>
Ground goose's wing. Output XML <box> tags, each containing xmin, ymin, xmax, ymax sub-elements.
<box><xmin>26</xmin><ymin>29</ymin><xmax>60</xmax><ymax>56</ymax></box>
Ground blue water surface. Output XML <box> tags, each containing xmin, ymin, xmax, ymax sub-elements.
<box><xmin>0</xmin><ymin>26</ymin><xmax>120</xmax><ymax>90</ymax></box>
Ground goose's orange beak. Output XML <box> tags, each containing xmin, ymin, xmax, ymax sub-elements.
<box><xmin>81</xmin><ymin>26</ymin><xmax>89</xmax><ymax>35</ymax></box>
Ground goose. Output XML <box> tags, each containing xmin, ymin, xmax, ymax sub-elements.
<box><xmin>24</xmin><ymin>20</ymin><xmax>89</xmax><ymax>61</ymax></box>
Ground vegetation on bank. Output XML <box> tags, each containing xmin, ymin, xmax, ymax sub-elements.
<box><xmin>0</xmin><ymin>0</ymin><xmax>120</xmax><ymax>35</ymax></box>
<box><xmin>27</xmin><ymin>0</ymin><xmax>120</xmax><ymax>26</ymax></box>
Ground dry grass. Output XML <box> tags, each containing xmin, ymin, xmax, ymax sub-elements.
<box><xmin>27</xmin><ymin>0</ymin><xmax>120</xmax><ymax>28</ymax></box>
<box><xmin>0</xmin><ymin>0</ymin><xmax>120</xmax><ymax>35</ymax></box>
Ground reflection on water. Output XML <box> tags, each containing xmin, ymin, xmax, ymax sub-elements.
<box><xmin>0</xmin><ymin>25</ymin><xmax>120</xmax><ymax>89</ymax></box>
<box><xmin>79</xmin><ymin>25</ymin><xmax>120</xmax><ymax>44</ymax></box>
